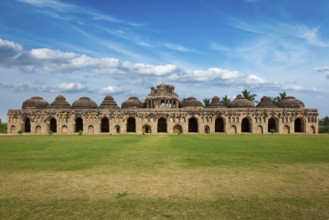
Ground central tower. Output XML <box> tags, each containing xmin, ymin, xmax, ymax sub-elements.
<box><xmin>145</xmin><ymin>83</ymin><xmax>180</xmax><ymax>108</ymax></box>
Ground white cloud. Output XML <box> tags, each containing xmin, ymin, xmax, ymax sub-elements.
<box><xmin>99</xmin><ymin>85</ymin><xmax>124</xmax><ymax>94</ymax></box>
<box><xmin>16</xmin><ymin>0</ymin><xmax>72</xmax><ymax>11</ymax></box>
<box><xmin>29</xmin><ymin>48</ymin><xmax>77</xmax><ymax>60</ymax></box>
<box><xmin>0</xmin><ymin>38</ymin><xmax>23</xmax><ymax>61</ymax></box>
<box><xmin>313</xmin><ymin>66</ymin><xmax>329</xmax><ymax>79</ymax></box>
<box><xmin>295</xmin><ymin>25</ymin><xmax>329</xmax><ymax>47</ymax></box>
<box><xmin>163</xmin><ymin>43</ymin><xmax>196</xmax><ymax>53</ymax></box>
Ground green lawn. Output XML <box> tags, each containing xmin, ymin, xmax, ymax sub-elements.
<box><xmin>0</xmin><ymin>134</ymin><xmax>329</xmax><ymax>219</ymax></box>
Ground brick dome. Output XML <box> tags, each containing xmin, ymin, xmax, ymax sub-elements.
<box><xmin>71</xmin><ymin>96</ymin><xmax>97</xmax><ymax>109</ymax></box>
<box><xmin>277</xmin><ymin>96</ymin><xmax>304</xmax><ymax>108</ymax></box>
<box><xmin>182</xmin><ymin>97</ymin><xmax>204</xmax><ymax>108</ymax></box>
<box><xmin>22</xmin><ymin>96</ymin><xmax>49</xmax><ymax>109</ymax></box>
<box><xmin>121</xmin><ymin>97</ymin><xmax>144</xmax><ymax>109</ymax></box>
<box><xmin>99</xmin><ymin>96</ymin><xmax>119</xmax><ymax>109</ymax></box>
<box><xmin>228</xmin><ymin>95</ymin><xmax>254</xmax><ymax>108</ymax></box>
<box><xmin>256</xmin><ymin>96</ymin><xmax>278</xmax><ymax>108</ymax></box>
<box><xmin>49</xmin><ymin>95</ymin><xmax>71</xmax><ymax>109</ymax></box>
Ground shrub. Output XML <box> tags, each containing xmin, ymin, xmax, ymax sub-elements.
<box><xmin>18</xmin><ymin>130</ymin><xmax>22</xmax><ymax>135</ymax></box>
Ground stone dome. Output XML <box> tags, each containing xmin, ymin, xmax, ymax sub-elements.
<box><xmin>277</xmin><ymin>96</ymin><xmax>304</xmax><ymax>108</ymax></box>
<box><xmin>256</xmin><ymin>96</ymin><xmax>278</xmax><ymax>108</ymax></box>
<box><xmin>71</xmin><ymin>96</ymin><xmax>98</xmax><ymax>109</ymax></box>
<box><xmin>121</xmin><ymin>97</ymin><xmax>144</xmax><ymax>109</ymax></box>
<box><xmin>49</xmin><ymin>95</ymin><xmax>71</xmax><ymax>109</ymax></box>
<box><xmin>228</xmin><ymin>95</ymin><xmax>254</xmax><ymax>108</ymax></box>
<box><xmin>99</xmin><ymin>96</ymin><xmax>119</xmax><ymax>109</ymax></box>
<box><xmin>182</xmin><ymin>97</ymin><xmax>204</xmax><ymax>108</ymax></box>
<box><xmin>209</xmin><ymin>96</ymin><xmax>224</xmax><ymax>108</ymax></box>
<box><xmin>22</xmin><ymin>96</ymin><xmax>49</xmax><ymax>109</ymax></box>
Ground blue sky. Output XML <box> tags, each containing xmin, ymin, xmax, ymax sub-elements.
<box><xmin>1</xmin><ymin>0</ymin><xmax>329</xmax><ymax>121</ymax></box>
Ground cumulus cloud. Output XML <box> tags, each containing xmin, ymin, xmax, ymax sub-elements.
<box><xmin>1</xmin><ymin>37</ymin><xmax>321</xmax><ymax>96</ymax></box>
<box><xmin>0</xmin><ymin>38</ymin><xmax>23</xmax><ymax>61</ymax></box>
<box><xmin>99</xmin><ymin>85</ymin><xmax>125</xmax><ymax>95</ymax></box>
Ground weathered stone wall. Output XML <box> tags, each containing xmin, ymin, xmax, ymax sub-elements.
<box><xmin>7</xmin><ymin>108</ymin><xmax>319</xmax><ymax>135</ymax></box>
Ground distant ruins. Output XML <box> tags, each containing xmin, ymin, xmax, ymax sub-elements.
<box><xmin>7</xmin><ymin>83</ymin><xmax>318</xmax><ymax>134</ymax></box>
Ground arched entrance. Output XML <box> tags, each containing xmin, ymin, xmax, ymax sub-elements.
<box><xmin>204</xmin><ymin>125</ymin><xmax>210</xmax><ymax>134</ymax></box>
<box><xmin>10</xmin><ymin>125</ymin><xmax>16</xmax><ymax>134</ymax></box>
<box><xmin>283</xmin><ymin>125</ymin><xmax>290</xmax><ymax>134</ymax></box>
<box><xmin>257</xmin><ymin>125</ymin><xmax>263</xmax><ymax>134</ymax></box>
<box><xmin>310</xmin><ymin>125</ymin><xmax>315</xmax><ymax>134</ymax></box>
<box><xmin>35</xmin><ymin>125</ymin><xmax>41</xmax><ymax>134</ymax></box>
<box><xmin>50</xmin><ymin>118</ymin><xmax>57</xmax><ymax>133</ymax></box>
<box><xmin>101</xmin><ymin>118</ymin><xmax>109</xmax><ymax>133</ymax></box>
<box><xmin>88</xmin><ymin>125</ymin><xmax>94</xmax><ymax>134</ymax></box>
<box><xmin>188</xmin><ymin>117</ymin><xmax>198</xmax><ymax>133</ymax></box>
<box><xmin>215</xmin><ymin>117</ymin><xmax>224</xmax><ymax>132</ymax></box>
<box><xmin>294</xmin><ymin>118</ymin><xmax>304</xmax><ymax>133</ymax></box>
<box><xmin>173</xmin><ymin>124</ymin><xmax>183</xmax><ymax>134</ymax></box>
<box><xmin>62</xmin><ymin>125</ymin><xmax>68</xmax><ymax>134</ymax></box>
<box><xmin>143</xmin><ymin>125</ymin><xmax>151</xmax><ymax>133</ymax></box>
<box><xmin>127</xmin><ymin>117</ymin><xmax>136</xmax><ymax>132</ymax></box>
<box><xmin>157</xmin><ymin>117</ymin><xmax>167</xmax><ymax>133</ymax></box>
<box><xmin>268</xmin><ymin>117</ymin><xmax>278</xmax><ymax>133</ymax></box>
<box><xmin>75</xmin><ymin>117</ymin><xmax>83</xmax><ymax>132</ymax></box>
<box><xmin>230</xmin><ymin>125</ymin><xmax>237</xmax><ymax>134</ymax></box>
<box><xmin>24</xmin><ymin>118</ymin><xmax>31</xmax><ymax>133</ymax></box>
<box><xmin>115</xmin><ymin>125</ymin><xmax>120</xmax><ymax>134</ymax></box>
<box><xmin>241</xmin><ymin>117</ymin><xmax>251</xmax><ymax>133</ymax></box>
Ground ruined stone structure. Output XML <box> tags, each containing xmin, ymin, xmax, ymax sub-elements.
<box><xmin>7</xmin><ymin>84</ymin><xmax>318</xmax><ymax>135</ymax></box>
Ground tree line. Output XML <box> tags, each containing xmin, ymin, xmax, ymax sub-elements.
<box><xmin>202</xmin><ymin>89</ymin><xmax>287</xmax><ymax>107</ymax></box>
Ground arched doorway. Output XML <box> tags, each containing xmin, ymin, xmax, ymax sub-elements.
<box><xmin>127</xmin><ymin>117</ymin><xmax>136</xmax><ymax>132</ymax></box>
<box><xmin>157</xmin><ymin>117</ymin><xmax>167</xmax><ymax>133</ymax></box>
<box><xmin>75</xmin><ymin>117</ymin><xmax>83</xmax><ymax>132</ymax></box>
<box><xmin>101</xmin><ymin>118</ymin><xmax>109</xmax><ymax>133</ymax></box>
<box><xmin>88</xmin><ymin>125</ymin><xmax>94</xmax><ymax>134</ymax></box>
<box><xmin>257</xmin><ymin>125</ymin><xmax>263</xmax><ymax>134</ymax></box>
<box><xmin>10</xmin><ymin>125</ymin><xmax>16</xmax><ymax>134</ymax></box>
<box><xmin>50</xmin><ymin>118</ymin><xmax>57</xmax><ymax>133</ymax></box>
<box><xmin>62</xmin><ymin>125</ymin><xmax>68</xmax><ymax>134</ymax></box>
<box><xmin>230</xmin><ymin>125</ymin><xmax>237</xmax><ymax>134</ymax></box>
<box><xmin>188</xmin><ymin>117</ymin><xmax>198</xmax><ymax>133</ymax></box>
<box><xmin>35</xmin><ymin>125</ymin><xmax>42</xmax><ymax>134</ymax></box>
<box><xmin>294</xmin><ymin>118</ymin><xmax>304</xmax><ymax>133</ymax></box>
<box><xmin>173</xmin><ymin>124</ymin><xmax>183</xmax><ymax>134</ymax></box>
<box><xmin>241</xmin><ymin>118</ymin><xmax>251</xmax><ymax>133</ymax></box>
<box><xmin>204</xmin><ymin>125</ymin><xmax>210</xmax><ymax>134</ymax></box>
<box><xmin>268</xmin><ymin>117</ymin><xmax>278</xmax><ymax>133</ymax></box>
<box><xmin>115</xmin><ymin>125</ymin><xmax>120</xmax><ymax>134</ymax></box>
<box><xmin>215</xmin><ymin>117</ymin><xmax>224</xmax><ymax>132</ymax></box>
<box><xmin>24</xmin><ymin>118</ymin><xmax>31</xmax><ymax>133</ymax></box>
<box><xmin>310</xmin><ymin>126</ymin><xmax>315</xmax><ymax>134</ymax></box>
<box><xmin>283</xmin><ymin>125</ymin><xmax>290</xmax><ymax>134</ymax></box>
<box><xmin>143</xmin><ymin>125</ymin><xmax>151</xmax><ymax>134</ymax></box>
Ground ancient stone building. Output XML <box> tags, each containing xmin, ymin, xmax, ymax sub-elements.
<box><xmin>7</xmin><ymin>83</ymin><xmax>318</xmax><ymax>135</ymax></box>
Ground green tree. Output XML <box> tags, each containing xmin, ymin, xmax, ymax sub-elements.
<box><xmin>203</xmin><ymin>98</ymin><xmax>211</xmax><ymax>107</ymax></box>
<box><xmin>273</xmin><ymin>91</ymin><xmax>287</xmax><ymax>104</ymax></box>
<box><xmin>241</xmin><ymin>89</ymin><xmax>257</xmax><ymax>103</ymax></box>
<box><xmin>319</xmin><ymin>116</ymin><xmax>329</xmax><ymax>133</ymax></box>
<box><xmin>222</xmin><ymin>95</ymin><xmax>231</xmax><ymax>107</ymax></box>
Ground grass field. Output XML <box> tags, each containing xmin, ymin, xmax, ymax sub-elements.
<box><xmin>0</xmin><ymin>134</ymin><xmax>328</xmax><ymax>219</ymax></box>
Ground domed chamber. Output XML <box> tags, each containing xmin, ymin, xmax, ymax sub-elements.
<box><xmin>182</xmin><ymin>97</ymin><xmax>204</xmax><ymax>108</ymax></box>
<box><xmin>22</xmin><ymin>96</ymin><xmax>49</xmax><ymax>109</ymax></box>
<box><xmin>99</xmin><ymin>96</ymin><xmax>119</xmax><ymax>109</ymax></box>
<box><xmin>228</xmin><ymin>95</ymin><xmax>254</xmax><ymax>108</ymax></box>
<box><xmin>256</xmin><ymin>96</ymin><xmax>278</xmax><ymax>108</ymax></box>
<box><xmin>277</xmin><ymin>96</ymin><xmax>304</xmax><ymax>108</ymax></box>
<box><xmin>121</xmin><ymin>97</ymin><xmax>144</xmax><ymax>109</ymax></box>
<box><xmin>208</xmin><ymin>96</ymin><xmax>225</xmax><ymax>108</ymax></box>
<box><xmin>49</xmin><ymin>95</ymin><xmax>71</xmax><ymax>109</ymax></box>
<box><xmin>71</xmin><ymin>96</ymin><xmax>98</xmax><ymax>109</ymax></box>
